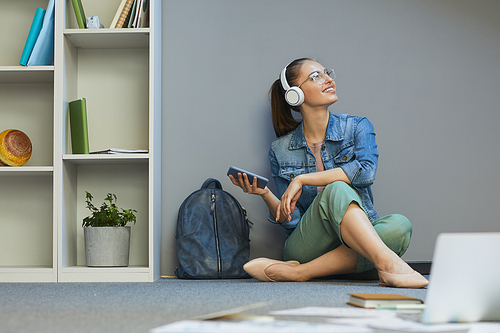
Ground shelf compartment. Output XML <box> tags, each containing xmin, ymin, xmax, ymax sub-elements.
<box><xmin>0</xmin><ymin>66</ymin><xmax>54</xmax><ymax>83</ymax></box>
<box><xmin>0</xmin><ymin>176</ymin><xmax>54</xmax><ymax>269</ymax></box>
<box><xmin>60</xmin><ymin>163</ymin><xmax>149</xmax><ymax>282</ymax></box>
<box><xmin>0</xmin><ymin>81</ymin><xmax>54</xmax><ymax>166</ymax></box>
<box><xmin>63</xmin><ymin>45</ymin><xmax>149</xmax><ymax>154</ymax></box>
<box><xmin>0</xmin><ymin>0</ymin><xmax>53</xmax><ymax>66</ymax></box>
<box><xmin>64</xmin><ymin>29</ymin><xmax>149</xmax><ymax>49</ymax></box>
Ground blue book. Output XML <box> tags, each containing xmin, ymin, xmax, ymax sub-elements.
<box><xmin>27</xmin><ymin>0</ymin><xmax>55</xmax><ymax>66</ymax></box>
<box><xmin>19</xmin><ymin>7</ymin><xmax>45</xmax><ymax>66</ymax></box>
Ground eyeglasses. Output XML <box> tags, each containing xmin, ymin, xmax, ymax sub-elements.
<box><xmin>298</xmin><ymin>68</ymin><xmax>335</xmax><ymax>88</ymax></box>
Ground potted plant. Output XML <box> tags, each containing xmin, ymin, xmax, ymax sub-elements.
<box><xmin>82</xmin><ymin>191</ymin><xmax>137</xmax><ymax>267</ymax></box>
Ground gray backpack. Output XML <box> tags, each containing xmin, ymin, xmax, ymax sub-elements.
<box><xmin>175</xmin><ymin>178</ymin><xmax>252</xmax><ymax>279</ymax></box>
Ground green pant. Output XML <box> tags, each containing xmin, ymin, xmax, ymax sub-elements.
<box><xmin>283</xmin><ymin>181</ymin><xmax>412</xmax><ymax>274</ymax></box>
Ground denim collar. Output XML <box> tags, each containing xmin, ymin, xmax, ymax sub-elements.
<box><xmin>289</xmin><ymin>112</ymin><xmax>343</xmax><ymax>150</ymax></box>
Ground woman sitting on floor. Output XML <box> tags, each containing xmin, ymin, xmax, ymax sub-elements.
<box><xmin>229</xmin><ymin>57</ymin><xmax>428</xmax><ymax>288</ymax></box>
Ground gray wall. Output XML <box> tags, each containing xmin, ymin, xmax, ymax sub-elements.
<box><xmin>161</xmin><ymin>0</ymin><xmax>500</xmax><ymax>276</ymax></box>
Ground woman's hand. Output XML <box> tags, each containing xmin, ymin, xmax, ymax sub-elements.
<box><xmin>276</xmin><ymin>177</ymin><xmax>303</xmax><ymax>222</ymax></box>
<box><xmin>229</xmin><ymin>172</ymin><xmax>269</xmax><ymax>197</ymax></box>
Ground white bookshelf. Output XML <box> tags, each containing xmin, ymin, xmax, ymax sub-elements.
<box><xmin>0</xmin><ymin>0</ymin><xmax>56</xmax><ymax>282</ymax></box>
<box><xmin>0</xmin><ymin>0</ymin><xmax>161</xmax><ymax>282</ymax></box>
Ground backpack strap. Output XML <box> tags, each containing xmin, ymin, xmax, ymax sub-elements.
<box><xmin>201</xmin><ymin>178</ymin><xmax>223</xmax><ymax>190</ymax></box>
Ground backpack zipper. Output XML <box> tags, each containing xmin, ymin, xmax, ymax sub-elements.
<box><xmin>241</xmin><ymin>207</ymin><xmax>253</xmax><ymax>226</ymax></box>
<box><xmin>210</xmin><ymin>192</ymin><xmax>222</xmax><ymax>278</ymax></box>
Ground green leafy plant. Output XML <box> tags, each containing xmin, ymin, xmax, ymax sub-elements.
<box><xmin>82</xmin><ymin>191</ymin><xmax>137</xmax><ymax>227</ymax></box>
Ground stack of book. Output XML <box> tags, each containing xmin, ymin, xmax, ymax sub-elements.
<box><xmin>110</xmin><ymin>0</ymin><xmax>150</xmax><ymax>28</ymax></box>
<box><xmin>19</xmin><ymin>0</ymin><xmax>55</xmax><ymax>66</ymax></box>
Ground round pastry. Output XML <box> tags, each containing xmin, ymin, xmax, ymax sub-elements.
<box><xmin>0</xmin><ymin>129</ymin><xmax>32</xmax><ymax>166</ymax></box>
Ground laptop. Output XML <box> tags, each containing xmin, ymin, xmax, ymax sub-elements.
<box><xmin>422</xmin><ymin>232</ymin><xmax>500</xmax><ymax>324</ymax></box>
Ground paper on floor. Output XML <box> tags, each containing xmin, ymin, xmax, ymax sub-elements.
<box><xmin>150</xmin><ymin>319</ymin><xmax>373</xmax><ymax>333</ymax></box>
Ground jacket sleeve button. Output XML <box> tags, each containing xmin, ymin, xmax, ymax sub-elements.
<box><xmin>343</xmin><ymin>155</ymin><xmax>347</xmax><ymax>160</ymax></box>
<box><xmin>290</xmin><ymin>174</ymin><xmax>295</xmax><ymax>179</ymax></box>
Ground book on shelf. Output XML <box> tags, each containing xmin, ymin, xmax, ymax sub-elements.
<box><xmin>111</xmin><ymin>0</ymin><xmax>149</xmax><ymax>28</ymax></box>
<box><xmin>71</xmin><ymin>0</ymin><xmax>86</xmax><ymax>28</ymax></box>
<box><xmin>127</xmin><ymin>0</ymin><xmax>139</xmax><ymax>28</ymax></box>
<box><xmin>19</xmin><ymin>7</ymin><xmax>45</xmax><ymax>66</ymax></box>
<box><xmin>27</xmin><ymin>0</ymin><xmax>55</xmax><ymax>66</ymax></box>
<box><xmin>139</xmin><ymin>0</ymin><xmax>150</xmax><ymax>28</ymax></box>
<box><xmin>110</xmin><ymin>0</ymin><xmax>128</xmax><ymax>28</ymax></box>
<box><xmin>347</xmin><ymin>293</ymin><xmax>424</xmax><ymax>309</ymax></box>
<box><xmin>114</xmin><ymin>0</ymin><xmax>135</xmax><ymax>28</ymax></box>
<box><xmin>90</xmin><ymin>148</ymin><xmax>148</xmax><ymax>154</ymax></box>
<box><xmin>69</xmin><ymin>98</ymin><xmax>90</xmax><ymax>154</ymax></box>
<box><xmin>131</xmin><ymin>0</ymin><xmax>149</xmax><ymax>28</ymax></box>
<box><xmin>131</xmin><ymin>0</ymin><xmax>143</xmax><ymax>28</ymax></box>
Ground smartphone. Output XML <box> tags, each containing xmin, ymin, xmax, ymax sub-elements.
<box><xmin>227</xmin><ymin>166</ymin><xmax>269</xmax><ymax>189</ymax></box>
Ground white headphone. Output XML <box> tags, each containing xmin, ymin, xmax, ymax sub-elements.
<box><xmin>280</xmin><ymin>65</ymin><xmax>305</xmax><ymax>107</ymax></box>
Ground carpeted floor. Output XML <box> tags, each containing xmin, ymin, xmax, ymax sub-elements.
<box><xmin>0</xmin><ymin>277</ymin><xmax>429</xmax><ymax>333</ymax></box>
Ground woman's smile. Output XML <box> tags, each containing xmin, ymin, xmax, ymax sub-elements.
<box><xmin>323</xmin><ymin>86</ymin><xmax>335</xmax><ymax>93</ymax></box>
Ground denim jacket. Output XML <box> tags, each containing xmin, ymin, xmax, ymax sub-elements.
<box><xmin>268</xmin><ymin>112</ymin><xmax>380</xmax><ymax>235</ymax></box>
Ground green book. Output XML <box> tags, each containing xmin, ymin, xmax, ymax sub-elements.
<box><xmin>69</xmin><ymin>98</ymin><xmax>89</xmax><ymax>154</ymax></box>
<box><xmin>71</xmin><ymin>0</ymin><xmax>86</xmax><ymax>28</ymax></box>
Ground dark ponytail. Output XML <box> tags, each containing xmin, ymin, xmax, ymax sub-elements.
<box><xmin>269</xmin><ymin>58</ymin><xmax>312</xmax><ymax>138</ymax></box>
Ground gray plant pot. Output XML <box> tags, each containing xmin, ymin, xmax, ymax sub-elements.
<box><xmin>84</xmin><ymin>226</ymin><xmax>131</xmax><ymax>267</ymax></box>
